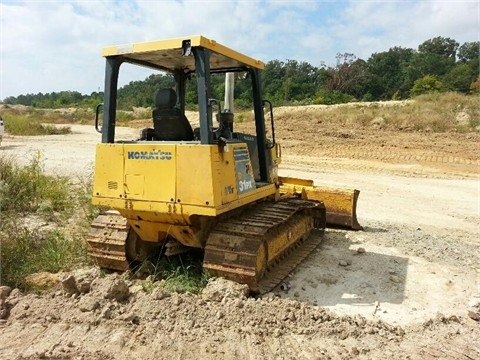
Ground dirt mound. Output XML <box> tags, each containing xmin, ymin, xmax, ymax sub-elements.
<box><xmin>1</xmin><ymin>271</ymin><xmax>478</xmax><ymax>359</ymax></box>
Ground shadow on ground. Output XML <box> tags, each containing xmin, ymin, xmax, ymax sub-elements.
<box><xmin>273</xmin><ymin>228</ymin><xmax>408</xmax><ymax>307</ymax></box>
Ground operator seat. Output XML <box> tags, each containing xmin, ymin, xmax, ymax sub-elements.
<box><xmin>152</xmin><ymin>88</ymin><xmax>194</xmax><ymax>141</ymax></box>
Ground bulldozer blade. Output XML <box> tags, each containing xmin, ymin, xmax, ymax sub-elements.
<box><xmin>278</xmin><ymin>176</ymin><xmax>362</xmax><ymax>230</ymax></box>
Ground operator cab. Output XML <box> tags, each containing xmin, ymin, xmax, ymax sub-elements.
<box><xmin>96</xmin><ymin>35</ymin><xmax>278</xmax><ymax>184</ymax></box>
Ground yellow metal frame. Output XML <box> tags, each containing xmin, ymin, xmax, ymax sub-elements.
<box><xmin>102</xmin><ymin>35</ymin><xmax>265</xmax><ymax>71</ymax></box>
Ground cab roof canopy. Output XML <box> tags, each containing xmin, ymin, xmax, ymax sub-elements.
<box><xmin>102</xmin><ymin>35</ymin><xmax>265</xmax><ymax>73</ymax></box>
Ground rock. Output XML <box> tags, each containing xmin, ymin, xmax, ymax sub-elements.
<box><xmin>468</xmin><ymin>311</ymin><xmax>480</xmax><ymax>321</ymax></box>
<box><xmin>121</xmin><ymin>312</ymin><xmax>140</xmax><ymax>325</ymax></box>
<box><xmin>151</xmin><ymin>287</ymin><xmax>171</xmax><ymax>300</ymax></box>
<box><xmin>92</xmin><ymin>274</ymin><xmax>130</xmax><ymax>302</ymax></box>
<box><xmin>279</xmin><ymin>282</ymin><xmax>291</xmax><ymax>291</ymax></box>
<box><xmin>456</xmin><ymin>111</ymin><xmax>471</xmax><ymax>126</ymax></box>
<box><xmin>8</xmin><ymin>289</ymin><xmax>20</xmax><ymax>298</ymax></box>
<box><xmin>339</xmin><ymin>260</ymin><xmax>349</xmax><ymax>267</ymax></box>
<box><xmin>0</xmin><ymin>306</ymin><xmax>8</xmax><ymax>320</ymax></box>
<box><xmin>24</xmin><ymin>272</ymin><xmax>60</xmax><ymax>289</ymax></box>
<box><xmin>77</xmin><ymin>296</ymin><xmax>100</xmax><ymax>312</ymax></box>
<box><xmin>389</xmin><ymin>275</ymin><xmax>401</xmax><ymax>283</ymax></box>
<box><xmin>202</xmin><ymin>278</ymin><xmax>249</xmax><ymax>302</ymax></box>
<box><xmin>172</xmin><ymin>295</ymin><xmax>183</xmax><ymax>306</ymax></box>
<box><xmin>129</xmin><ymin>285</ymin><xmax>144</xmax><ymax>295</ymax></box>
<box><xmin>74</xmin><ymin>269</ymin><xmax>101</xmax><ymax>294</ymax></box>
<box><xmin>0</xmin><ymin>286</ymin><xmax>12</xmax><ymax>301</ymax></box>
<box><xmin>263</xmin><ymin>292</ymin><xmax>275</xmax><ymax>300</ymax></box>
<box><xmin>234</xmin><ymin>299</ymin><xmax>244</xmax><ymax>309</ymax></box>
<box><xmin>61</xmin><ymin>275</ymin><xmax>79</xmax><ymax>295</ymax></box>
<box><xmin>216</xmin><ymin>310</ymin><xmax>224</xmax><ymax>320</ymax></box>
<box><xmin>371</xmin><ymin>117</ymin><xmax>385</xmax><ymax>128</ymax></box>
<box><xmin>356</xmin><ymin>247</ymin><xmax>366</xmax><ymax>254</ymax></box>
<box><xmin>101</xmin><ymin>307</ymin><xmax>112</xmax><ymax>319</ymax></box>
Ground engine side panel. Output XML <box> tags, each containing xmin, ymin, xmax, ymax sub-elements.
<box><xmin>92</xmin><ymin>142</ymin><xmax>277</xmax><ymax>248</ymax></box>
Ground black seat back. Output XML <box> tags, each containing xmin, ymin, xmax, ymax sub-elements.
<box><xmin>152</xmin><ymin>89</ymin><xmax>194</xmax><ymax>141</ymax></box>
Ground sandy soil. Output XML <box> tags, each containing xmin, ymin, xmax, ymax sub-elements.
<box><xmin>0</xmin><ymin>115</ymin><xmax>479</xmax><ymax>359</ymax></box>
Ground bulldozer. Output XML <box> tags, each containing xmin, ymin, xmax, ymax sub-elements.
<box><xmin>88</xmin><ymin>35</ymin><xmax>361</xmax><ymax>293</ymax></box>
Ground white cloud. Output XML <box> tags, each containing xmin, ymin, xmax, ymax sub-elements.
<box><xmin>0</xmin><ymin>0</ymin><xmax>478</xmax><ymax>99</ymax></box>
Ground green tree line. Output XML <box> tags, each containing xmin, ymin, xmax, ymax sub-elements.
<box><xmin>3</xmin><ymin>36</ymin><xmax>478</xmax><ymax>109</ymax></box>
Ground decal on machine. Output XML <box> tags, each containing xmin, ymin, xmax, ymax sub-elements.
<box><xmin>127</xmin><ymin>150</ymin><xmax>172</xmax><ymax>160</ymax></box>
<box><xmin>234</xmin><ymin>147</ymin><xmax>256</xmax><ymax>195</ymax></box>
<box><xmin>238</xmin><ymin>179</ymin><xmax>254</xmax><ymax>192</ymax></box>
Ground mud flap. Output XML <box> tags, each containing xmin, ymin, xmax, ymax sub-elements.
<box><xmin>279</xmin><ymin>176</ymin><xmax>362</xmax><ymax>230</ymax></box>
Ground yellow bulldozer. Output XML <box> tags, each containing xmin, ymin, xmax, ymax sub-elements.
<box><xmin>88</xmin><ymin>35</ymin><xmax>361</xmax><ymax>293</ymax></box>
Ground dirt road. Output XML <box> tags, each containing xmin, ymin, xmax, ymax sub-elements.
<box><xmin>0</xmin><ymin>123</ymin><xmax>479</xmax><ymax>359</ymax></box>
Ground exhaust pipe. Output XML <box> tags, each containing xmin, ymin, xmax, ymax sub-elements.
<box><xmin>224</xmin><ymin>72</ymin><xmax>235</xmax><ymax>113</ymax></box>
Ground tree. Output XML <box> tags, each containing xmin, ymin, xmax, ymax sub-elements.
<box><xmin>418</xmin><ymin>36</ymin><xmax>459</xmax><ymax>59</ymax></box>
<box><xmin>410</xmin><ymin>75</ymin><xmax>444</xmax><ymax>97</ymax></box>
<box><xmin>262</xmin><ymin>60</ymin><xmax>319</xmax><ymax>103</ymax></box>
<box><xmin>262</xmin><ymin>60</ymin><xmax>287</xmax><ymax>103</ymax></box>
<box><xmin>457</xmin><ymin>41</ymin><xmax>479</xmax><ymax>85</ymax></box>
<box><xmin>443</xmin><ymin>64</ymin><xmax>475</xmax><ymax>93</ymax></box>
<box><xmin>406</xmin><ymin>37</ymin><xmax>460</xmax><ymax>82</ymax></box>
<box><xmin>458</xmin><ymin>41</ymin><xmax>479</xmax><ymax>62</ymax></box>
<box><xmin>364</xmin><ymin>46</ymin><xmax>415</xmax><ymax>100</ymax></box>
<box><xmin>324</xmin><ymin>53</ymin><xmax>367</xmax><ymax>99</ymax></box>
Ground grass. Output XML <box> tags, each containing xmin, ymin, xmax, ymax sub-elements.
<box><xmin>0</xmin><ymin>154</ymin><xmax>92</xmax><ymax>289</ymax></box>
<box><xmin>159</xmin><ymin>253</ymin><xmax>209</xmax><ymax>294</ymax></box>
<box><xmin>2</xmin><ymin>112</ymin><xmax>71</xmax><ymax>136</ymax></box>
<box><xmin>0</xmin><ymin>153</ymin><xmax>72</xmax><ymax>215</ymax></box>
<box><xmin>0</xmin><ymin>227</ymin><xmax>88</xmax><ymax>289</ymax></box>
<box><xmin>271</xmin><ymin>92</ymin><xmax>480</xmax><ymax>133</ymax></box>
<box><xmin>1</xmin><ymin>104</ymin><xmax>153</xmax><ymax>129</ymax></box>
<box><xmin>136</xmin><ymin>251</ymin><xmax>209</xmax><ymax>294</ymax></box>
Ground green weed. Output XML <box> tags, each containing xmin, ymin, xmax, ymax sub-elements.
<box><xmin>156</xmin><ymin>251</ymin><xmax>209</xmax><ymax>294</ymax></box>
<box><xmin>2</xmin><ymin>112</ymin><xmax>71</xmax><ymax>135</ymax></box>
<box><xmin>0</xmin><ymin>153</ymin><xmax>72</xmax><ymax>216</ymax></box>
<box><xmin>0</xmin><ymin>154</ymin><xmax>90</xmax><ymax>289</ymax></box>
<box><xmin>0</xmin><ymin>227</ymin><xmax>88</xmax><ymax>289</ymax></box>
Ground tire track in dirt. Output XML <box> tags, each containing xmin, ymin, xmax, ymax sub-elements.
<box><xmin>282</xmin><ymin>154</ymin><xmax>479</xmax><ymax>179</ymax></box>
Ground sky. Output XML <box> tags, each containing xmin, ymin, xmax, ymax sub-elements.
<box><xmin>0</xmin><ymin>0</ymin><xmax>479</xmax><ymax>99</ymax></box>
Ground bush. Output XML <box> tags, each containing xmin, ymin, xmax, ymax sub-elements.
<box><xmin>0</xmin><ymin>227</ymin><xmax>88</xmax><ymax>288</ymax></box>
<box><xmin>313</xmin><ymin>90</ymin><xmax>355</xmax><ymax>105</ymax></box>
<box><xmin>158</xmin><ymin>252</ymin><xmax>209</xmax><ymax>294</ymax></box>
<box><xmin>0</xmin><ymin>153</ymin><xmax>72</xmax><ymax>215</ymax></box>
<box><xmin>410</xmin><ymin>75</ymin><xmax>445</xmax><ymax>97</ymax></box>
<box><xmin>2</xmin><ymin>112</ymin><xmax>71</xmax><ymax>135</ymax></box>
<box><xmin>0</xmin><ymin>154</ymin><xmax>91</xmax><ymax>288</ymax></box>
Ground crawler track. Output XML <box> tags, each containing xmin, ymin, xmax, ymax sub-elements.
<box><xmin>88</xmin><ymin>200</ymin><xmax>326</xmax><ymax>293</ymax></box>
<box><xmin>203</xmin><ymin>198</ymin><xmax>326</xmax><ymax>293</ymax></box>
<box><xmin>87</xmin><ymin>211</ymin><xmax>131</xmax><ymax>271</ymax></box>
